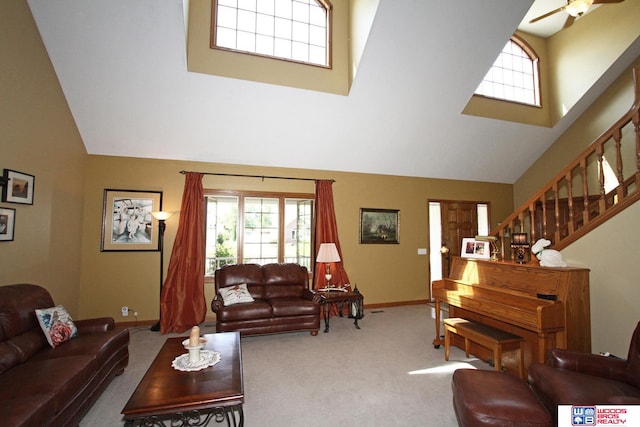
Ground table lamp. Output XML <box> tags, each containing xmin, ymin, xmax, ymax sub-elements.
<box><xmin>475</xmin><ymin>235</ymin><xmax>500</xmax><ymax>261</ymax></box>
<box><xmin>510</xmin><ymin>232</ymin><xmax>530</xmax><ymax>264</ymax></box>
<box><xmin>316</xmin><ymin>243</ymin><xmax>341</xmax><ymax>288</ymax></box>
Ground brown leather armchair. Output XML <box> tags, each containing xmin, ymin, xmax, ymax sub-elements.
<box><xmin>528</xmin><ymin>321</ymin><xmax>640</xmax><ymax>420</ymax></box>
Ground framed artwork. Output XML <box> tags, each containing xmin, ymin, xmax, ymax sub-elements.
<box><xmin>0</xmin><ymin>207</ymin><xmax>16</xmax><ymax>242</ymax></box>
<box><xmin>101</xmin><ymin>189</ymin><xmax>162</xmax><ymax>251</ymax></box>
<box><xmin>461</xmin><ymin>238</ymin><xmax>491</xmax><ymax>259</ymax></box>
<box><xmin>2</xmin><ymin>169</ymin><xmax>35</xmax><ymax>205</ymax></box>
<box><xmin>359</xmin><ymin>208</ymin><xmax>399</xmax><ymax>244</ymax></box>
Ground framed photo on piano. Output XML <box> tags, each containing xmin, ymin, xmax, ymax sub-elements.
<box><xmin>461</xmin><ymin>238</ymin><xmax>491</xmax><ymax>259</ymax></box>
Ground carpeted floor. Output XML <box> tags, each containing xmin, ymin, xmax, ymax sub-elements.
<box><xmin>80</xmin><ymin>304</ymin><xmax>489</xmax><ymax>426</ymax></box>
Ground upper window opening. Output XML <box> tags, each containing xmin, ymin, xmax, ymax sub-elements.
<box><xmin>212</xmin><ymin>0</ymin><xmax>331</xmax><ymax>68</ymax></box>
<box><xmin>475</xmin><ymin>36</ymin><xmax>540</xmax><ymax>107</ymax></box>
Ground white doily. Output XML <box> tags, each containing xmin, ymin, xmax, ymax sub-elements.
<box><xmin>172</xmin><ymin>350</ymin><xmax>221</xmax><ymax>372</ymax></box>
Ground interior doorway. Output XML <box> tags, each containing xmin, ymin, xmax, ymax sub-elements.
<box><xmin>428</xmin><ymin>201</ymin><xmax>489</xmax><ymax>298</ymax></box>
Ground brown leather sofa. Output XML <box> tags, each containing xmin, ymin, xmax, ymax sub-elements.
<box><xmin>211</xmin><ymin>263</ymin><xmax>320</xmax><ymax>336</ymax></box>
<box><xmin>451</xmin><ymin>322</ymin><xmax>640</xmax><ymax>426</ymax></box>
<box><xmin>0</xmin><ymin>284</ymin><xmax>130</xmax><ymax>427</ymax></box>
<box><xmin>528</xmin><ymin>321</ymin><xmax>640</xmax><ymax>422</ymax></box>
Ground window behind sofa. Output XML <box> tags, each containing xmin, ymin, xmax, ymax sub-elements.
<box><xmin>205</xmin><ymin>190</ymin><xmax>314</xmax><ymax>276</ymax></box>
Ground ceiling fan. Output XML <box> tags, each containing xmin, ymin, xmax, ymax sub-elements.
<box><xmin>529</xmin><ymin>0</ymin><xmax>624</xmax><ymax>28</ymax></box>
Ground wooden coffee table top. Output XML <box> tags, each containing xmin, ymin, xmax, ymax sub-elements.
<box><xmin>122</xmin><ymin>331</ymin><xmax>243</xmax><ymax>420</ymax></box>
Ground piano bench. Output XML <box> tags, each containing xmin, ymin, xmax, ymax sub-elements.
<box><xmin>444</xmin><ymin>317</ymin><xmax>525</xmax><ymax>379</ymax></box>
<box><xmin>452</xmin><ymin>369</ymin><xmax>552</xmax><ymax>427</ymax></box>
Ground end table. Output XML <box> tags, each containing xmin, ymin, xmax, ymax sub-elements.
<box><xmin>313</xmin><ymin>286</ymin><xmax>364</xmax><ymax>333</ymax></box>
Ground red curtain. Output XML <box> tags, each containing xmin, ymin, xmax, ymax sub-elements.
<box><xmin>160</xmin><ymin>173</ymin><xmax>206</xmax><ymax>334</ymax></box>
<box><xmin>313</xmin><ymin>180</ymin><xmax>350</xmax><ymax>294</ymax></box>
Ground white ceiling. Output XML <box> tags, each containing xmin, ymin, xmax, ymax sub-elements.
<box><xmin>25</xmin><ymin>0</ymin><xmax>634</xmax><ymax>184</ymax></box>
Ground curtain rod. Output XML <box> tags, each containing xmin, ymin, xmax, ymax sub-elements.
<box><xmin>179</xmin><ymin>170</ymin><xmax>334</xmax><ymax>183</ymax></box>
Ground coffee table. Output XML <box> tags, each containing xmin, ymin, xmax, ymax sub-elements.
<box><xmin>122</xmin><ymin>331</ymin><xmax>243</xmax><ymax>426</ymax></box>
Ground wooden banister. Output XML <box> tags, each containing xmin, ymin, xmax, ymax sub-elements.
<box><xmin>493</xmin><ymin>67</ymin><xmax>640</xmax><ymax>258</ymax></box>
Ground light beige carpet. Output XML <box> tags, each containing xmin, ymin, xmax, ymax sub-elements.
<box><xmin>80</xmin><ymin>304</ymin><xmax>489</xmax><ymax>426</ymax></box>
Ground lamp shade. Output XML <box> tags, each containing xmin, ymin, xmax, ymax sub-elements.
<box><xmin>511</xmin><ymin>233</ymin><xmax>529</xmax><ymax>245</ymax></box>
<box><xmin>151</xmin><ymin>211</ymin><xmax>173</xmax><ymax>221</ymax></box>
<box><xmin>475</xmin><ymin>235</ymin><xmax>497</xmax><ymax>242</ymax></box>
<box><xmin>316</xmin><ymin>243</ymin><xmax>341</xmax><ymax>263</ymax></box>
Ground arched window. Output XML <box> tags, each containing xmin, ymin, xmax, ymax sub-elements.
<box><xmin>475</xmin><ymin>36</ymin><xmax>540</xmax><ymax>107</ymax></box>
<box><xmin>212</xmin><ymin>0</ymin><xmax>331</xmax><ymax>68</ymax></box>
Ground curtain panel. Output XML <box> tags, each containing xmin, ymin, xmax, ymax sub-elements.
<box><xmin>313</xmin><ymin>180</ymin><xmax>350</xmax><ymax>316</ymax></box>
<box><xmin>160</xmin><ymin>172</ymin><xmax>206</xmax><ymax>334</ymax></box>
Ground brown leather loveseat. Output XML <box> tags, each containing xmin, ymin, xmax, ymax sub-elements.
<box><xmin>0</xmin><ymin>284</ymin><xmax>130</xmax><ymax>427</ymax></box>
<box><xmin>211</xmin><ymin>263</ymin><xmax>320</xmax><ymax>336</ymax></box>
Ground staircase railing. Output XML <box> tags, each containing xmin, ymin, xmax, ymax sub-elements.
<box><xmin>492</xmin><ymin>66</ymin><xmax>640</xmax><ymax>260</ymax></box>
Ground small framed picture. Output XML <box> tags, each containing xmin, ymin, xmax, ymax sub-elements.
<box><xmin>461</xmin><ymin>238</ymin><xmax>491</xmax><ymax>259</ymax></box>
<box><xmin>101</xmin><ymin>189</ymin><xmax>162</xmax><ymax>251</ymax></box>
<box><xmin>2</xmin><ymin>169</ymin><xmax>35</xmax><ymax>205</ymax></box>
<box><xmin>0</xmin><ymin>207</ymin><xmax>16</xmax><ymax>242</ymax></box>
<box><xmin>359</xmin><ymin>208</ymin><xmax>399</xmax><ymax>244</ymax></box>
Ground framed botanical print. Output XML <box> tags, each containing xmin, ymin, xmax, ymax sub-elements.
<box><xmin>101</xmin><ymin>189</ymin><xmax>162</xmax><ymax>251</ymax></box>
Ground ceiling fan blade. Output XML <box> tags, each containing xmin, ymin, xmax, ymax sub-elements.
<box><xmin>562</xmin><ymin>15</ymin><xmax>576</xmax><ymax>29</ymax></box>
<box><xmin>592</xmin><ymin>0</ymin><xmax>624</xmax><ymax>3</ymax></box>
<box><xmin>529</xmin><ymin>5</ymin><xmax>568</xmax><ymax>24</ymax></box>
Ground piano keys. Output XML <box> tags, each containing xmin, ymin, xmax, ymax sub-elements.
<box><xmin>432</xmin><ymin>257</ymin><xmax>590</xmax><ymax>374</ymax></box>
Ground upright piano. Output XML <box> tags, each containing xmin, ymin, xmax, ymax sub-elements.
<box><xmin>432</xmin><ymin>257</ymin><xmax>590</xmax><ymax>373</ymax></box>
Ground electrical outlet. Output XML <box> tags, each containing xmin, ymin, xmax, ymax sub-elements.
<box><xmin>121</xmin><ymin>306</ymin><xmax>129</xmax><ymax>317</ymax></box>
<box><xmin>133</xmin><ymin>311</ymin><xmax>138</xmax><ymax>317</ymax></box>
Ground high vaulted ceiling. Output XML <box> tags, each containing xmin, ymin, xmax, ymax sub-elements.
<box><xmin>27</xmin><ymin>0</ymin><xmax>640</xmax><ymax>184</ymax></box>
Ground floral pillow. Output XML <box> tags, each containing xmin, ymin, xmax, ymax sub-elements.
<box><xmin>219</xmin><ymin>283</ymin><xmax>255</xmax><ymax>306</ymax></box>
<box><xmin>35</xmin><ymin>305</ymin><xmax>78</xmax><ymax>348</ymax></box>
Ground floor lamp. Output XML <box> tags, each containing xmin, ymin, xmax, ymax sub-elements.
<box><xmin>150</xmin><ymin>211</ymin><xmax>172</xmax><ymax>332</ymax></box>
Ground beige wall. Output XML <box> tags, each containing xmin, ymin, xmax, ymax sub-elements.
<box><xmin>514</xmin><ymin>59</ymin><xmax>640</xmax><ymax>356</ymax></box>
<box><xmin>350</xmin><ymin>0</ymin><xmax>380</xmax><ymax>83</ymax></box>
<box><xmin>562</xmin><ymin>202</ymin><xmax>640</xmax><ymax>357</ymax></box>
<box><xmin>0</xmin><ymin>0</ymin><xmax>87</xmax><ymax>315</ymax></box>
<box><xmin>80</xmin><ymin>155</ymin><xmax>513</xmax><ymax>322</ymax></box>
<box><xmin>547</xmin><ymin>0</ymin><xmax>640</xmax><ymax>123</ymax></box>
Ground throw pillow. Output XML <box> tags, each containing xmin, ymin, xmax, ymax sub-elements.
<box><xmin>219</xmin><ymin>283</ymin><xmax>255</xmax><ymax>306</ymax></box>
<box><xmin>35</xmin><ymin>305</ymin><xmax>78</xmax><ymax>348</ymax></box>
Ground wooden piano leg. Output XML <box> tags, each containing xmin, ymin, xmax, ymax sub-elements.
<box><xmin>494</xmin><ymin>346</ymin><xmax>502</xmax><ymax>372</ymax></box>
<box><xmin>433</xmin><ymin>299</ymin><xmax>444</xmax><ymax>348</ymax></box>
<box><xmin>444</xmin><ymin>324</ymin><xmax>451</xmax><ymax>360</ymax></box>
<box><xmin>537</xmin><ymin>333</ymin><xmax>556</xmax><ymax>364</ymax></box>
<box><xmin>518</xmin><ymin>341</ymin><xmax>525</xmax><ymax>380</ymax></box>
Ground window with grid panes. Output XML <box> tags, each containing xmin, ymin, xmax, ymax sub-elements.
<box><xmin>213</xmin><ymin>0</ymin><xmax>331</xmax><ymax>67</ymax></box>
<box><xmin>205</xmin><ymin>191</ymin><xmax>314</xmax><ymax>276</ymax></box>
<box><xmin>475</xmin><ymin>37</ymin><xmax>540</xmax><ymax>107</ymax></box>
